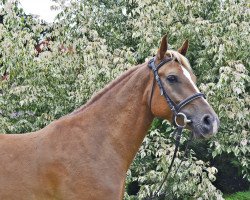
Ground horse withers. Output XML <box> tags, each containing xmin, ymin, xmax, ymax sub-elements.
<box><xmin>0</xmin><ymin>35</ymin><xmax>219</xmax><ymax>199</ymax></box>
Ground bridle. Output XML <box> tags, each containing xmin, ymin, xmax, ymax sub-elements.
<box><xmin>148</xmin><ymin>57</ymin><xmax>205</xmax><ymax>127</ymax></box>
<box><xmin>145</xmin><ymin>57</ymin><xmax>205</xmax><ymax>199</ymax></box>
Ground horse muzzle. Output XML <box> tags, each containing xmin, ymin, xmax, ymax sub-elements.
<box><xmin>190</xmin><ymin>113</ymin><xmax>220</xmax><ymax>139</ymax></box>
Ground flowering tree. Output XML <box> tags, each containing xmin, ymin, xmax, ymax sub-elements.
<box><xmin>0</xmin><ymin>0</ymin><xmax>249</xmax><ymax>199</ymax></box>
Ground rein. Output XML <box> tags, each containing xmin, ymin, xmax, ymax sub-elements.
<box><xmin>145</xmin><ymin>57</ymin><xmax>205</xmax><ymax>199</ymax></box>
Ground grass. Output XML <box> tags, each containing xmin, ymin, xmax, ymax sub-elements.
<box><xmin>224</xmin><ymin>191</ymin><xmax>250</xmax><ymax>200</ymax></box>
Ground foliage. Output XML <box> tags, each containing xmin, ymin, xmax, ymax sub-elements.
<box><xmin>201</xmin><ymin>61</ymin><xmax>250</xmax><ymax>181</ymax></box>
<box><xmin>0</xmin><ymin>0</ymin><xmax>249</xmax><ymax>199</ymax></box>
<box><xmin>224</xmin><ymin>191</ymin><xmax>250</xmax><ymax>200</ymax></box>
<box><xmin>0</xmin><ymin>0</ymin><xmax>135</xmax><ymax>133</ymax></box>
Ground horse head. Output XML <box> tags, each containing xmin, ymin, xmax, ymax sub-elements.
<box><xmin>149</xmin><ymin>35</ymin><xmax>219</xmax><ymax>138</ymax></box>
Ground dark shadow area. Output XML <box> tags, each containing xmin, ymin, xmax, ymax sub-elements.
<box><xmin>211</xmin><ymin>154</ymin><xmax>250</xmax><ymax>194</ymax></box>
<box><xmin>127</xmin><ymin>181</ymin><xmax>140</xmax><ymax>196</ymax></box>
<box><xmin>190</xmin><ymin>141</ymin><xmax>250</xmax><ymax>194</ymax></box>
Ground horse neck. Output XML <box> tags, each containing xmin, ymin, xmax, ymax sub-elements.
<box><xmin>74</xmin><ymin>63</ymin><xmax>155</xmax><ymax>170</ymax></box>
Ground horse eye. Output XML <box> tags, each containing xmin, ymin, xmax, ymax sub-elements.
<box><xmin>167</xmin><ymin>75</ymin><xmax>178</xmax><ymax>83</ymax></box>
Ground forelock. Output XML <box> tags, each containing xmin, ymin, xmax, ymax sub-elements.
<box><xmin>166</xmin><ymin>50</ymin><xmax>192</xmax><ymax>71</ymax></box>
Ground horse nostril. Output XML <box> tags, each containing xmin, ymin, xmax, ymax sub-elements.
<box><xmin>197</xmin><ymin>114</ymin><xmax>219</xmax><ymax>136</ymax></box>
<box><xmin>201</xmin><ymin>114</ymin><xmax>214</xmax><ymax>134</ymax></box>
<box><xmin>203</xmin><ymin>115</ymin><xmax>211</xmax><ymax>126</ymax></box>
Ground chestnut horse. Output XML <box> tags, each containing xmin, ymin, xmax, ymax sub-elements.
<box><xmin>0</xmin><ymin>35</ymin><xmax>219</xmax><ymax>199</ymax></box>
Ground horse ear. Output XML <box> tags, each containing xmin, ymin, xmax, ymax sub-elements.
<box><xmin>157</xmin><ymin>34</ymin><xmax>168</xmax><ymax>60</ymax></box>
<box><xmin>178</xmin><ymin>40</ymin><xmax>189</xmax><ymax>56</ymax></box>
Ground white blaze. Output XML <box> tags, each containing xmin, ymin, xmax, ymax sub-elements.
<box><xmin>180</xmin><ymin>65</ymin><xmax>209</xmax><ymax>106</ymax></box>
<box><xmin>180</xmin><ymin>65</ymin><xmax>211</xmax><ymax>106</ymax></box>
<box><xmin>180</xmin><ymin>65</ymin><xmax>200</xmax><ymax>92</ymax></box>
